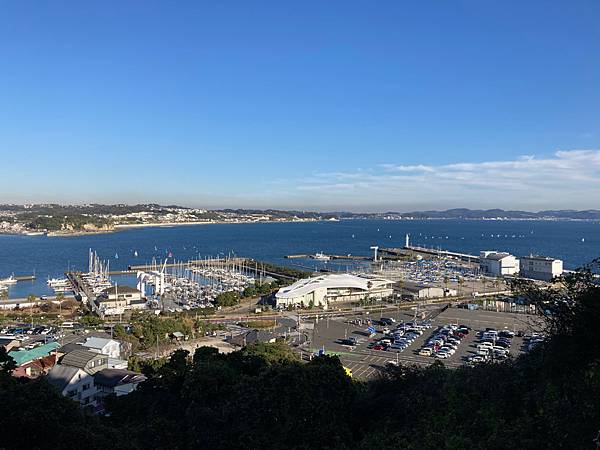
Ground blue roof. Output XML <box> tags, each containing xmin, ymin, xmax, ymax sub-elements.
<box><xmin>8</xmin><ymin>342</ymin><xmax>60</xmax><ymax>366</ymax></box>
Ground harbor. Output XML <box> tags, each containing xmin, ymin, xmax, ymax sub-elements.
<box><xmin>0</xmin><ymin>219</ymin><xmax>596</xmax><ymax>302</ymax></box>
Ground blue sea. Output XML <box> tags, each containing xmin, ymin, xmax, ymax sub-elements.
<box><xmin>0</xmin><ymin>219</ymin><xmax>598</xmax><ymax>298</ymax></box>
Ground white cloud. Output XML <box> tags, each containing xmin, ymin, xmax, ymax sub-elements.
<box><xmin>292</xmin><ymin>150</ymin><xmax>600</xmax><ymax>211</ymax></box>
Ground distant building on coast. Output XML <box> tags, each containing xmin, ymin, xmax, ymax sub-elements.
<box><xmin>520</xmin><ymin>255</ymin><xmax>563</xmax><ymax>281</ymax></box>
<box><xmin>479</xmin><ymin>251</ymin><xmax>520</xmax><ymax>276</ymax></box>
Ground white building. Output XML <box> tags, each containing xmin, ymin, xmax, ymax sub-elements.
<box><xmin>479</xmin><ymin>251</ymin><xmax>520</xmax><ymax>276</ymax></box>
<box><xmin>520</xmin><ymin>255</ymin><xmax>563</xmax><ymax>281</ymax></box>
<box><xmin>275</xmin><ymin>273</ymin><xmax>394</xmax><ymax>309</ymax></box>
<box><xmin>93</xmin><ymin>368</ymin><xmax>146</xmax><ymax>408</ymax></box>
<box><xmin>82</xmin><ymin>337</ymin><xmax>121</xmax><ymax>359</ymax></box>
<box><xmin>95</xmin><ymin>285</ymin><xmax>146</xmax><ymax>316</ymax></box>
<box><xmin>401</xmin><ymin>282</ymin><xmax>456</xmax><ymax>300</ymax></box>
<box><xmin>46</xmin><ymin>365</ymin><xmax>97</xmax><ymax>408</ymax></box>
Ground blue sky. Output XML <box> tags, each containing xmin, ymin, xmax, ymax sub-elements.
<box><xmin>1</xmin><ymin>1</ymin><xmax>599</xmax><ymax>211</ymax></box>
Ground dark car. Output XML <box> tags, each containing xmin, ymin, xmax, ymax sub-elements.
<box><xmin>339</xmin><ymin>337</ymin><xmax>357</xmax><ymax>346</ymax></box>
<box><xmin>498</xmin><ymin>331</ymin><xmax>515</xmax><ymax>339</ymax></box>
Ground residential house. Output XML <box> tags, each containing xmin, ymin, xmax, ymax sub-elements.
<box><xmin>46</xmin><ymin>364</ymin><xmax>97</xmax><ymax>409</ymax></box>
<box><xmin>82</xmin><ymin>337</ymin><xmax>121</xmax><ymax>359</ymax></box>
<box><xmin>94</xmin><ymin>368</ymin><xmax>146</xmax><ymax>409</ymax></box>
<box><xmin>8</xmin><ymin>342</ymin><xmax>60</xmax><ymax>367</ymax></box>
<box><xmin>228</xmin><ymin>329</ymin><xmax>278</xmax><ymax>347</ymax></box>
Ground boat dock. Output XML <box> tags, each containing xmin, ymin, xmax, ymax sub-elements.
<box><xmin>128</xmin><ymin>257</ymin><xmax>249</xmax><ymax>271</ymax></box>
<box><xmin>13</xmin><ymin>275</ymin><xmax>36</xmax><ymax>281</ymax></box>
<box><xmin>285</xmin><ymin>254</ymin><xmax>371</xmax><ymax>260</ymax></box>
<box><xmin>381</xmin><ymin>246</ymin><xmax>480</xmax><ymax>263</ymax></box>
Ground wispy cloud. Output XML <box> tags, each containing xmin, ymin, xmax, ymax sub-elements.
<box><xmin>293</xmin><ymin>150</ymin><xmax>600</xmax><ymax>210</ymax></box>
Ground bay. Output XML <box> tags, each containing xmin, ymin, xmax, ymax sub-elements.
<box><xmin>0</xmin><ymin>219</ymin><xmax>598</xmax><ymax>298</ymax></box>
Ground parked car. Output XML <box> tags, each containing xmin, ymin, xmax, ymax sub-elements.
<box><xmin>419</xmin><ymin>348</ymin><xmax>433</xmax><ymax>357</ymax></box>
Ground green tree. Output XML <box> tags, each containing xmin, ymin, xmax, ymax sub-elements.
<box><xmin>214</xmin><ymin>291</ymin><xmax>240</xmax><ymax>307</ymax></box>
<box><xmin>0</xmin><ymin>347</ymin><xmax>16</xmax><ymax>377</ymax></box>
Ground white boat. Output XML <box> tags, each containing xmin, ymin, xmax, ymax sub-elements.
<box><xmin>0</xmin><ymin>275</ymin><xmax>17</xmax><ymax>285</ymax></box>
<box><xmin>313</xmin><ymin>252</ymin><xmax>331</xmax><ymax>261</ymax></box>
<box><xmin>47</xmin><ymin>277</ymin><xmax>70</xmax><ymax>286</ymax></box>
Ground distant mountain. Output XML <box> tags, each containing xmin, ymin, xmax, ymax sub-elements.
<box><xmin>1</xmin><ymin>204</ymin><xmax>599</xmax><ymax>220</ymax></box>
<box><xmin>391</xmin><ymin>208</ymin><xmax>600</xmax><ymax>220</ymax></box>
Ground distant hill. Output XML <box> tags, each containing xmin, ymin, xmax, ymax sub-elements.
<box><xmin>392</xmin><ymin>208</ymin><xmax>600</xmax><ymax>220</ymax></box>
<box><xmin>1</xmin><ymin>204</ymin><xmax>599</xmax><ymax>221</ymax></box>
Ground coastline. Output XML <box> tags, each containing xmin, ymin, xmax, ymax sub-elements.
<box><xmin>2</xmin><ymin>216</ymin><xmax>598</xmax><ymax>238</ymax></box>
<box><xmin>21</xmin><ymin>218</ymin><xmax>321</xmax><ymax>237</ymax></box>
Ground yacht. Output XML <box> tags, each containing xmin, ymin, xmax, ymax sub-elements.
<box><xmin>0</xmin><ymin>275</ymin><xmax>17</xmax><ymax>286</ymax></box>
<box><xmin>313</xmin><ymin>252</ymin><xmax>331</xmax><ymax>261</ymax></box>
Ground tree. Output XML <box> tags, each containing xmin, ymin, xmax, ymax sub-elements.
<box><xmin>214</xmin><ymin>291</ymin><xmax>240</xmax><ymax>307</ymax></box>
<box><xmin>0</xmin><ymin>347</ymin><xmax>16</xmax><ymax>377</ymax></box>
<box><xmin>457</xmin><ymin>276</ymin><xmax>464</xmax><ymax>296</ymax></box>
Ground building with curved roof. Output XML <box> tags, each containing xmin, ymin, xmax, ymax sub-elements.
<box><xmin>275</xmin><ymin>273</ymin><xmax>394</xmax><ymax>309</ymax></box>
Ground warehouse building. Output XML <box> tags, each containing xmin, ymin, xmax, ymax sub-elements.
<box><xmin>275</xmin><ymin>273</ymin><xmax>394</xmax><ymax>309</ymax></box>
<box><xmin>520</xmin><ymin>255</ymin><xmax>563</xmax><ymax>281</ymax></box>
<box><xmin>479</xmin><ymin>251</ymin><xmax>520</xmax><ymax>276</ymax></box>
<box><xmin>399</xmin><ymin>282</ymin><xmax>457</xmax><ymax>300</ymax></box>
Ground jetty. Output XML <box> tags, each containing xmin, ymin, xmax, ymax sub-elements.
<box><xmin>13</xmin><ymin>275</ymin><xmax>36</xmax><ymax>282</ymax></box>
<box><xmin>285</xmin><ymin>254</ymin><xmax>371</xmax><ymax>261</ymax></box>
<box><xmin>379</xmin><ymin>233</ymin><xmax>480</xmax><ymax>264</ymax></box>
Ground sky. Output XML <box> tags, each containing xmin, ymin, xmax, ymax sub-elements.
<box><xmin>0</xmin><ymin>1</ymin><xmax>599</xmax><ymax>212</ymax></box>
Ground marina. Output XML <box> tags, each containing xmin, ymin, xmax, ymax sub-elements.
<box><xmin>0</xmin><ymin>219</ymin><xmax>597</xmax><ymax>299</ymax></box>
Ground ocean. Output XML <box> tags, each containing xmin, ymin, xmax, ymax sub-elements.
<box><xmin>0</xmin><ymin>219</ymin><xmax>598</xmax><ymax>298</ymax></box>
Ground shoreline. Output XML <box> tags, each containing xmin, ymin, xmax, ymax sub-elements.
<box><xmin>4</xmin><ymin>218</ymin><xmax>321</xmax><ymax>238</ymax></box>
<box><xmin>1</xmin><ymin>216</ymin><xmax>598</xmax><ymax>238</ymax></box>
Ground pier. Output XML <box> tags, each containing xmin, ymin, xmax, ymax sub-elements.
<box><xmin>380</xmin><ymin>246</ymin><xmax>480</xmax><ymax>263</ymax></box>
<box><xmin>128</xmin><ymin>257</ymin><xmax>249</xmax><ymax>272</ymax></box>
<box><xmin>13</xmin><ymin>275</ymin><xmax>36</xmax><ymax>282</ymax></box>
<box><xmin>285</xmin><ymin>254</ymin><xmax>371</xmax><ymax>260</ymax></box>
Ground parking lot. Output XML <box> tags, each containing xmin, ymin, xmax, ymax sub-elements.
<box><xmin>310</xmin><ymin>306</ymin><xmax>542</xmax><ymax>379</ymax></box>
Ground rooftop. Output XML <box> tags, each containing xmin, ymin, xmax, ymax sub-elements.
<box><xmin>46</xmin><ymin>364</ymin><xmax>82</xmax><ymax>392</ymax></box>
<box><xmin>276</xmin><ymin>273</ymin><xmax>393</xmax><ymax>299</ymax></box>
<box><xmin>60</xmin><ymin>349</ymin><xmax>104</xmax><ymax>369</ymax></box>
<box><xmin>93</xmin><ymin>368</ymin><xmax>146</xmax><ymax>388</ymax></box>
<box><xmin>8</xmin><ymin>342</ymin><xmax>60</xmax><ymax>366</ymax></box>
<box><xmin>101</xmin><ymin>285</ymin><xmax>142</xmax><ymax>295</ymax></box>
<box><xmin>522</xmin><ymin>255</ymin><xmax>562</xmax><ymax>262</ymax></box>
<box><xmin>82</xmin><ymin>337</ymin><xmax>118</xmax><ymax>350</ymax></box>
<box><xmin>481</xmin><ymin>252</ymin><xmax>514</xmax><ymax>261</ymax></box>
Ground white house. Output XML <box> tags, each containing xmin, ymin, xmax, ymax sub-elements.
<box><xmin>46</xmin><ymin>365</ymin><xmax>97</xmax><ymax>408</ymax></box>
<box><xmin>480</xmin><ymin>251</ymin><xmax>520</xmax><ymax>276</ymax></box>
<box><xmin>275</xmin><ymin>273</ymin><xmax>394</xmax><ymax>309</ymax></box>
<box><xmin>93</xmin><ymin>368</ymin><xmax>146</xmax><ymax>409</ymax></box>
<box><xmin>82</xmin><ymin>337</ymin><xmax>121</xmax><ymax>359</ymax></box>
<box><xmin>520</xmin><ymin>255</ymin><xmax>563</xmax><ymax>281</ymax></box>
